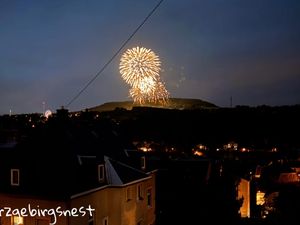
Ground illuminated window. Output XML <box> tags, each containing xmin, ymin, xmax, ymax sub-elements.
<box><xmin>256</xmin><ymin>191</ymin><xmax>265</xmax><ymax>205</ymax></box>
<box><xmin>137</xmin><ymin>184</ymin><xmax>143</xmax><ymax>201</ymax></box>
<box><xmin>98</xmin><ymin>165</ymin><xmax>105</xmax><ymax>182</ymax></box>
<box><xmin>102</xmin><ymin>217</ymin><xmax>108</xmax><ymax>225</ymax></box>
<box><xmin>11</xmin><ymin>169</ymin><xmax>20</xmax><ymax>186</ymax></box>
<box><xmin>141</xmin><ymin>157</ymin><xmax>146</xmax><ymax>170</ymax></box>
<box><xmin>12</xmin><ymin>216</ymin><xmax>23</xmax><ymax>225</ymax></box>
<box><xmin>147</xmin><ymin>188</ymin><xmax>152</xmax><ymax>207</ymax></box>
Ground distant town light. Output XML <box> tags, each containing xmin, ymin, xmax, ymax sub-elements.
<box><xmin>223</xmin><ymin>141</ymin><xmax>238</xmax><ymax>151</ymax></box>
<box><xmin>165</xmin><ymin>147</ymin><xmax>176</xmax><ymax>153</ymax></box>
<box><xmin>256</xmin><ymin>191</ymin><xmax>265</xmax><ymax>205</ymax></box>
<box><xmin>240</xmin><ymin>147</ymin><xmax>250</xmax><ymax>152</ymax></box>
<box><xmin>193</xmin><ymin>150</ymin><xmax>204</xmax><ymax>156</ymax></box>
<box><xmin>255</xmin><ymin>165</ymin><xmax>262</xmax><ymax>178</ymax></box>
<box><xmin>196</xmin><ymin>144</ymin><xmax>208</xmax><ymax>150</ymax></box>
<box><xmin>271</xmin><ymin>147</ymin><xmax>278</xmax><ymax>152</ymax></box>
<box><xmin>139</xmin><ymin>147</ymin><xmax>152</xmax><ymax>152</ymax></box>
<box><xmin>44</xmin><ymin>110</ymin><xmax>52</xmax><ymax>119</ymax></box>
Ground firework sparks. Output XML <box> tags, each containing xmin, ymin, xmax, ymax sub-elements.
<box><xmin>129</xmin><ymin>81</ymin><xmax>169</xmax><ymax>104</ymax></box>
<box><xmin>120</xmin><ymin>47</ymin><xmax>160</xmax><ymax>88</ymax></box>
<box><xmin>120</xmin><ymin>46</ymin><xmax>169</xmax><ymax>104</ymax></box>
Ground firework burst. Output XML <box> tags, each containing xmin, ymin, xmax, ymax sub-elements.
<box><xmin>129</xmin><ymin>81</ymin><xmax>169</xmax><ymax>104</ymax></box>
<box><xmin>120</xmin><ymin>46</ymin><xmax>169</xmax><ymax>104</ymax></box>
<box><xmin>120</xmin><ymin>47</ymin><xmax>161</xmax><ymax>88</ymax></box>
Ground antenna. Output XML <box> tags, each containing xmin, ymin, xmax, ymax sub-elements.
<box><xmin>42</xmin><ymin>101</ymin><xmax>46</xmax><ymax>114</ymax></box>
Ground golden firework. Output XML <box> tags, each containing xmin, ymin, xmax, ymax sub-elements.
<box><xmin>120</xmin><ymin>47</ymin><xmax>160</xmax><ymax>87</ymax></box>
<box><xmin>129</xmin><ymin>81</ymin><xmax>169</xmax><ymax>104</ymax></box>
<box><xmin>120</xmin><ymin>46</ymin><xmax>169</xmax><ymax>104</ymax></box>
<box><xmin>146</xmin><ymin>81</ymin><xmax>169</xmax><ymax>104</ymax></box>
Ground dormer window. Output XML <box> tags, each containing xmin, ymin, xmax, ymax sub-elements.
<box><xmin>11</xmin><ymin>169</ymin><xmax>20</xmax><ymax>186</ymax></box>
<box><xmin>141</xmin><ymin>156</ymin><xmax>146</xmax><ymax>170</ymax></box>
<box><xmin>98</xmin><ymin>164</ymin><xmax>105</xmax><ymax>182</ymax></box>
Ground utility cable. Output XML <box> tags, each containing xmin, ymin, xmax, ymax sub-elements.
<box><xmin>65</xmin><ymin>0</ymin><xmax>165</xmax><ymax>108</ymax></box>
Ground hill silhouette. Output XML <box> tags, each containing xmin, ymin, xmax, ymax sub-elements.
<box><xmin>89</xmin><ymin>98</ymin><xmax>218</xmax><ymax>112</ymax></box>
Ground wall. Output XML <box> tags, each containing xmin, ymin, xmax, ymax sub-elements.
<box><xmin>70</xmin><ymin>172</ymin><xmax>156</xmax><ymax>225</ymax></box>
<box><xmin>237</xmin><ymin>178</ymin><xmax>250</xmax><ymax>218</ymax></box>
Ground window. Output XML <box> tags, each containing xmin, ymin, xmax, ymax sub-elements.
<box><xmin>141</xmin><ymin>157</ymin><xmax>146</xmax><ymax>170</ymax></box>
<box><xmin>147</xmin><ymin>188</ymin><xmax>152</xmax><ymax>207</ymax></box>
<box><xmin>11</xmin><ymin>169</ymin><xmax>20</xmax><ymax>186</ymax></box>
<box><xmin>50</xmin><ymin>216</ymin><xmax>55</xmax><ymax>225</ymax></box>
<box><xmin>12</xmin><ymin>216</ymin><xmax>23</xmax><ymax>225</ymax></box>
<box><xmin>102</xmin><ymin>217</ymin><xmax>108</xmax><ymax>225</ymax></box>
<box><xmin>126</xmin><ymin>187</ymin><xmax>132</xmax><ymax>201</ymax></box>
<box><xmin>137</xmin><ymin>184</ymin><xmax>143</xmax><ymax>201</ymax></box>
<box><xmin>88</xmin><ymin>215</ymin><xmax>94</xmax><ymax>225</ymax></box>
<box><xmin>98</xmin><ymin>164</ymin><xmax>105</xmax><ymax>182</ymax></box>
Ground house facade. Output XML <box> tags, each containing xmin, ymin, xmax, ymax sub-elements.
<box><xmin>70</xmin><ymin>173</ymin><xmax>156</xmax><ymax>225</ymax></box>
<box><xmin>0</xmin><ymin>152</ymin><xmax>156</xmax><ymax>225</ymax></box>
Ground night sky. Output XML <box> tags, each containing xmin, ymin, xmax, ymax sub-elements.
<box><xmin>1</xmin><ymin>0</ymin><xmax>300</xmax><ymax>114</ymax></box>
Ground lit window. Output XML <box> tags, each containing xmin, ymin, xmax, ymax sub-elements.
<box><xmin>137</xmin><ymin>184</ymin><xmax>143</xmax><ymax>201</ymax></box>
<box><xmin>11</xmin><ymin>169</ymin><xmax>20</xmax><ymax>186</ymax></box>
<box><xmin>98</xmin><ymin>165</ymin><xmax>105</xmax><ymax>182</ymax></box>
<box><xmin>256</xmin><ymin>191</ymin><xmax>265</xmax><ymax>205</ymax></box>
<box><xmin>147</xmin><ymin>188</ymin><xmax>152</xmax><ymax>207</ymax></box>
<box><xmin>12</xmin><ymin>216</ymin><xmax>23</xmax><ymax>225</ymax></box>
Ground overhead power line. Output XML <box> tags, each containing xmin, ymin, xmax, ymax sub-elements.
<box><xmin>65</xmin><ymin>0</ymin><xmax>165</xmax><ymax>108</ymax></box>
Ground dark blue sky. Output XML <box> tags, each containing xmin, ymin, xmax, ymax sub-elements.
<box><xmin>1</xmin><ymin>0</ymin><xmax>300</xmax><ymax>114</ymax></box>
